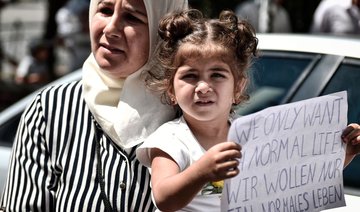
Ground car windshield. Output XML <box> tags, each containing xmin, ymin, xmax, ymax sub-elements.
<box><xmin>236</xmin><ymin>51</ymin><xmax>316</xmax><ymax>115</ymax></box>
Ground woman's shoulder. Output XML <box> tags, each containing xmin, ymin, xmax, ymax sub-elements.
<box><xmin>36</xmin><ymin>70</ymin><xmax>83</xmax><ymax>98</ymax></box>
<box><xmin>25</xmin><ymin>80</ymin><xmax>84</xmax><ymax>115</ymax></box>
<box><xmin>41</xmin><ymin>79</ymin><xmax>82</xmax><ymax>92</ymax></box>
<box><xmin>36</xmin><ymin>79</ymin><xmax>83</xmax><ymax>100</ymax></box>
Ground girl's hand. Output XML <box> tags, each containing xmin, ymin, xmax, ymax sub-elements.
<box><xmin>195</xmin><ymin>141</ymin><xmax>242</xmax><ymax>182</ymax></box>
<box><xmin>342</xmin><ymin>123</ymin><xmax>360</xmax><ymax>156</ymax></box>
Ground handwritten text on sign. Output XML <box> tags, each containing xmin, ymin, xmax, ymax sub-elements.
<box><xmin>222</xmin><ymin>91</ymin><xmax>348</xmax><ymax>212</ymax></box>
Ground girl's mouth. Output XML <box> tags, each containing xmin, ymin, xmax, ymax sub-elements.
<box><xmin>195</xmin><ymin>100</ymin><xmax>214</xmax><ymax>105</ymax></box>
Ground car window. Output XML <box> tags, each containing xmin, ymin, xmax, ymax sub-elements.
<box><xmin>0</xmin><ymin>84</ymin><xmax>31</xmax><ymax>113</ymax></box>
<box><xmin>321</xmin><ymin>58</ymin><xmax>360</xmax><ymax>124</ymax></box>
<box><xmin>236</xmin><ymin>51</ymin><xmax>316</xmax><ymax>115</ymax></box>
<box><xmin>320</xmin><ymin>58</ymin><xmax>360</xmax><ymax>189</ymax></box>
<box><xmin>0</xmin><ymin>113</ymin><xmax>21</xmax><ymax>147</ymax></box>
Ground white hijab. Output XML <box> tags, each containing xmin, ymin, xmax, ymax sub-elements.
<box><xmin>83</xmin><ymin>0</ymin><xmax>188</xmax><ymax>149</ymax></box>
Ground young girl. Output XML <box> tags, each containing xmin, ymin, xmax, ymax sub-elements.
<box><xmin>136</xmin><ymin>8</ymin><xmax>360</xmax><ymax>212</ymax></box>
<box><xmin>136</xmin><ymin>9</ymin><xmax>258</xmax><ymax>211</ymax></box>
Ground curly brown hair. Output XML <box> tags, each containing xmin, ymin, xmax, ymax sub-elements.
<box><xmin>145</xmin><ymin>9</ymin><xmax>258</xmax><ymax>106</ymax></box>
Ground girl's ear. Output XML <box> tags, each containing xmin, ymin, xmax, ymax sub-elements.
<box><xmin>233</xmin><ymin>79</ymin><xmax>247</xmax><ymax>105</ymax></box>
<box><xmin>167</xmin><ymin>89</ymin><xmax>177</xmax><ymax>105</ymax></box>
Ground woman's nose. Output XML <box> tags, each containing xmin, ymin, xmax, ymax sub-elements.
<box><xmin>195</xmin><ymin>81</ymin><xmax>213</xmax><ymax>94</ymax></box>
<box><xmin>103</xmin><ymin>15</ymin><xmax>123</xmax><ymax>38</ymax></box>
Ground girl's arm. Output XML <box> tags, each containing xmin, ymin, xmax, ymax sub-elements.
<box><xmin>150</xmin><ymin>141</ymin><xmax>241</xmax><ymax>211</ymax></box>
<box><xmin>342</xmin><ymin>123</ymin><xmax>360</xmax><ymax>167</ymax></box>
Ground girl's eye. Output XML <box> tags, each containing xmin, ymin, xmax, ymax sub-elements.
<box><xmin>181</xmin><ymin>73</ymin><xmax>197</xmax><ymax>80</ymax></box>
<box><xmin>179</xmin><ymin>72</ymin><xmax>198</xmax><ymax>82</ymax></box>
<box><xmin>99</xmin><ymin>7</ymin><xmax>113</xmax><ymax>16</ymax></box>
<box><xmin>212</xmin><ymin>73</ymin><xmax>226</xmax><ymax>79</ymax></box>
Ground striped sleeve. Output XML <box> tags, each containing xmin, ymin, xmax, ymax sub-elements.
<box><xmin>1</xmin><ymin>86</ymin><xmax>63</xmax><ymax>211</ymax></box>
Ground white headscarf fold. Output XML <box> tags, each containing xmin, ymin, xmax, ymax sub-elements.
<box><xmin>83</xmin><ymin>0</ymin><xmax>188</xmax><ymax>149</ymax></box>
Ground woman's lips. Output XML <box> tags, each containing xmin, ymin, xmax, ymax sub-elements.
<box><xmin>100</xmin><ymin>43</ymin><xmax>124</xmax><ymax>54</ymax></box>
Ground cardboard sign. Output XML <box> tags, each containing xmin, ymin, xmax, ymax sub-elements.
<box><xmin>222</xmin><ymin>91</ymin><xmax>348</xmax><ymax>212</ymax></box>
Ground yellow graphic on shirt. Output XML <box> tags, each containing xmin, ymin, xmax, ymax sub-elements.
<box><xmin>201</xmin><ymin>180</ymin><xmax>224</xmax><ymax>195</ymax></box>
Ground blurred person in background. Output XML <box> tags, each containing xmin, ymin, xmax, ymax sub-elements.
<box><xmin>14</xmin><ymin>38</ymin><xmax>51</xmax><ymax>88</ymax></box>
<box><xmin>235</xmin><ymin>0</ymin><xmax>292</xmax><ymax>33</ymax></box>
<box><xmin>0</xmin><ymin>0</ymin><xmax>18</xmax><ymax>80</ymax></box>
<box><xmin>311</xmin><ymin>0</ymin><xmax>360</xmax><ymax>35</ymax></box>
<box><xmin>56</xmin><ymin>0</ymin><xmax>91</xmax><ymax>73</ymax></box>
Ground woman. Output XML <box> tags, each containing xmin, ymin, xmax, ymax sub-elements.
<box><xmin>0</xmin><ymin>0</ymin><xmax>188</xmax><ymax>211</ymax></box>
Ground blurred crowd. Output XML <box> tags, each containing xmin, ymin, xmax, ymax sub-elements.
<box><xmin>0</xmin><ymin>0</ymin><xmax>90</xmax><ymax>85</ymax></box>
<box><xmin>191</xmin><ymin>0</ymin><xmax>360</xmax><ymax>35</ymax></box>
<box><xmin>0</xmin><ymin>0</ymin><xmax>359</xmax><ymax>110</ymax></box>
<box><xmin>0</xmin><ymin>0</ymin><xmax>91</xmax><ymax>110</ymax></box>
<box><xmin>311</xmin><ymin>0</ymin><xmax>360</xmax><ymax>34</ymax></box>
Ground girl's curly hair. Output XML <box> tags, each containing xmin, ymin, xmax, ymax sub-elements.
<box><xmin>145</xmin><ymin>9</ymin><xmax>258</xmax><ymax>106</ymax></box>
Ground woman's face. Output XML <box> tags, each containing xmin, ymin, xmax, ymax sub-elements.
<box><xmin>90</xmin><ymin>0</ymin><xmax>149</xmax><ymax>79</ymax></box>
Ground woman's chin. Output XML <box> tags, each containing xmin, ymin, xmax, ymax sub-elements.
<box><xmin>95</xmin><ymin>54</ymin><xmax>145</xmax><ymax>79</ymax></box>
<box><xmin>97</xmin><ymin>64</ymin><xmax>135</xmax><ymax>79</ymax></box>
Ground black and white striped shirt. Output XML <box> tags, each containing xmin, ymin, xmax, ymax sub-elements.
<box><xmin>0</xmin><ymin>80</ymin><xmax>154</xmax><ymax>211</ymax></box>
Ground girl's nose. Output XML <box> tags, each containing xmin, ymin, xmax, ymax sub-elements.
<box><xmin>103</xmin><ymin>15</ymin><xmax>123</xmax><ymax>38</ymax></box>
<box><xmin>195</xmin><ymin>81</ymin><xmax>213</xmax><ymax>94</ymax></box>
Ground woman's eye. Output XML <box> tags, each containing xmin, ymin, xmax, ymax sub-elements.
<box><xmin>123</xmin><ymin>13</ymin><xmax>143</xmax><ymax>23</ymax></box>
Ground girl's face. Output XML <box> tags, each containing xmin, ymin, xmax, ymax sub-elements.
<box><xmin>172</xmin><ymin>56</ymin><xmax>237</xmax><ymax>123</ymax></box>
<box><xmin>90</xmin><ymin>0</ymin><xmax>149</xmax><ymax>79</ymax></box>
